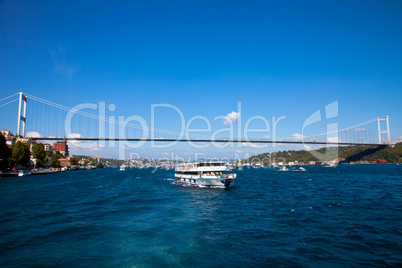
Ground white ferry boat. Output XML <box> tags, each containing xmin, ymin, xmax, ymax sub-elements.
<box><xmin>174</xmin><ymin>162</ymin><xmax>236</xmax><ymax>188</ymax></box>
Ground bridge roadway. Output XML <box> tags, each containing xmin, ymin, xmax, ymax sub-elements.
<box><xmin>30</xmin><ymin>137</ymin><xmax>388</xmax><ymax>146</ymax></box>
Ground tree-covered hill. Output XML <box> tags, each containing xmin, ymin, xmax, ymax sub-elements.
<box><xmin>239</xmin><ymin>143</ymin><xmax>402</xmax><ymax>165</ymax></box>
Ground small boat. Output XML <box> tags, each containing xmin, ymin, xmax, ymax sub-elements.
<box><xmin>120</xmin><ymin>164</ymin><xmax>126</xmax><ymax>171</ymax></box>
<box><xmin>18</xmin><ymin>170</ymin><xmax>31</xmax><ymax>177</ymax></box>
<box><xmin>174</xmin><ymin>162</ymin><xmax>236</xmax><ymax>188</ymax></box>
<box><xmin>279</xmin><ymin>166</ymin><xmax>289</xmax><ymax>171</ymax></box>
<box><xmin>299</xmin><ymin>167</ymin><xmax>306</xmax><ymax>172</ymax></box>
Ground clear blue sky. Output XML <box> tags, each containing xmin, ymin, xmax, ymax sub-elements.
<box><xmin>1</xmin><ymin>0</ymin><xmax>401</xmax><ymax>159</ymax></box>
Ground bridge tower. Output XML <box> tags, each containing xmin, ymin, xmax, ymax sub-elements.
<box><xmin>377</xmin><ymin>116</ymin><xmax>391</xmax><ymax>144</ymax></box>
<box><xmin>16</xmin><ymin>92</ymin><xmax>27</xmax><ymax>137</ymax></box>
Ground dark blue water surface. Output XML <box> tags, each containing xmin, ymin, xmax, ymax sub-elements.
<box><xmin>1</xmin><ymin>165</ymin><xmax>401</xmax><ymax>267</ymax></box>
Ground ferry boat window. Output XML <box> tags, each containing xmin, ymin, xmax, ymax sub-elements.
<box><xmin>178</xmin><ymin>171</ymin><xmax>198</xmax><ymax>175</ymax></box>
<box><xmin>198</xmin><ymin>162</ymin><xmax>225</xmax><ymax>167</ymax></box>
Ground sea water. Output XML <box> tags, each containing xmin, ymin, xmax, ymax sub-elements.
<box><xmin>1</xmin><ymin>165</ymin><xmax>401</xmax><ymax>267</ymax></box>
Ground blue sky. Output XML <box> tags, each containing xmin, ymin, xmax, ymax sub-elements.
<box><xmin>1</xmin><ymin>0</ymin><xmax>402</xmax><ymax>159</ymax></box>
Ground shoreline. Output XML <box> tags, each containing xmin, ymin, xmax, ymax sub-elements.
<box><xmin>0</xmin><ymin>167</ymin><xmax>97</xmax><ymax>178</ymax></box>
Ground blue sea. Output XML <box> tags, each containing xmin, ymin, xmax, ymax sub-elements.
<box><xmin>1</xmin><ymin>165</ymin><xmax>401</xmax><ymax>267</ymax></box>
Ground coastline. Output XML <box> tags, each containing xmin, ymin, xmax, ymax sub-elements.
<box><xmin>0</xmin><ymin>167</ymin><xmax>97</xmax><ymax>178</ymax></box>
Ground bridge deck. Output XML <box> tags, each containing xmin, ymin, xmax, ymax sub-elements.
<box><xmin>30</xmin><ymin>137</ymin><xmax>388</xmax><ymax>146</ymax></box>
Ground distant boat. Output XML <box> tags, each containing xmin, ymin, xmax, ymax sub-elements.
<box><xmin>120</xmin><ymin>164</ymin><xmax>126</xmax><ymax>171</ymax></box>
<box><xmin>279</xmin><ymin>166</ymin><xmax>289</xmax><ymax>172</ymax></box>
<box><xmin>323</xmin><ymin>162</ymin><xmax>336</xmax><ymax>167</ymax></box>
<box><xmin>299</xmin><ymin>167</ymin><xmax>306</xmax><ymax>172</ymax></box>
<box><xmin>18</xmin><ymin>170</ymin><xmax>31</xmax><ymax>177</ymax></box>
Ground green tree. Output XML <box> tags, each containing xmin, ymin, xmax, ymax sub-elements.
<box><xmin>10</xmin><ymin>141</ymin><xmax>30</xmax><ymax>167</ymax></box>
<box><xmin>95</xmin><ymin>162</ymin><xmax>104</xmax><ymax>168</ymax></box>
<box><xmin>50</xmin><ymin>153</ymin><xmax>61</xmax><ymax>168</ymax></box>
<box><xmin>45</xmin><ymin>150</ymin><xmax>53</xmax><ymax>157</ymax></box>
<box><xmin>32</xmin><ymin>143</ymin><xmax>47</xmax><ymax>167</ymax></box>
<box><xmin>89</xmin><ymin>157</ymin><xmax>97</xmax><ymax>165</ymax></box>
<box><xmin>69</xmin><ymin>157</ymin><xmax>78</xmax><ymax>166</ymax></box>
<box><xmin>0</xmin><ymin>133</ymin><xmax>11</xmax><ymax>170</ymax></box>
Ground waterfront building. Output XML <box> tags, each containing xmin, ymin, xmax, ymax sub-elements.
<box><xmin>1</xmin><ymin>129</ymin><xmax>13</xmax><ymax>138</ymax></box>
<box><xmin>30</xmin><ymin>155</ymin><xmax>37</xmax><ymax>167</ymax></box>
<box><xmin>58</xmin><ymin>158</ymin><xmax>72</xmax><ymax>168</ymax></box>
<box><xmin>16</xmin><ymin>137</ymin><xmax>29</xmax><ymax>144</ymax></box>
<box><xmin>43</xmin><ymin>143</ymin><xmax>53</xmax><ymax>151</ymax></box>
<box><xmin>6</xmin><ymin>137</ymin><xmax>15</xmax><ymax>146</ymax></box>
<box><xmin>53</xmin><ymin>140</ymin><xmax>69</xmax><ymax>156</ymax></box>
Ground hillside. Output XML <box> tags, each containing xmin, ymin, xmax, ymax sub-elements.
<box><xmin>239</xmin><ymin>142</ymin><xmax>402</xmax><ymax>165</ymax></box>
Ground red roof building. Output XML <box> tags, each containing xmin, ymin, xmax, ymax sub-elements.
<box><xmin>58</xmin><ymin>158</ymin><xmax>71</xmax><ymax>167</ymax></box>
<box><xmin>53</xmin><ymin>140</ymin><xmax>69</xmax><ymax>156</ymax></box>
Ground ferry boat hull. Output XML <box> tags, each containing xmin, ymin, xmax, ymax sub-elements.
<box><xmin>174</xmin><ymin>174</ymin><xmax>236</xmax><ymax>188</ymax></box>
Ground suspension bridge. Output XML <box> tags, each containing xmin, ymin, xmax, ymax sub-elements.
<box><xmin>0</xmin><ymin>92</ymin><xmax>397</xmax><ymax>146</ymax></box>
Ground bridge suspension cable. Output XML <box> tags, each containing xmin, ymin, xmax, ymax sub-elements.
<box><xmin>0</xmin><ymin>92</ymin><xmax>20</xmax><ymax>103</ymax></box>
<box><xmin>0</xmin><ymin>93</ymin><xmax>20</xmax><ymax>108</ymax></box>
<box><xmin>0</xmin><ymin>98</ymin><xmax>19</xmax><ymax>108</ymax></box>
<box><xmin>23</xmin><ymin>93</ymin><xmax>208</xmax><ymax>139</ymax></box>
